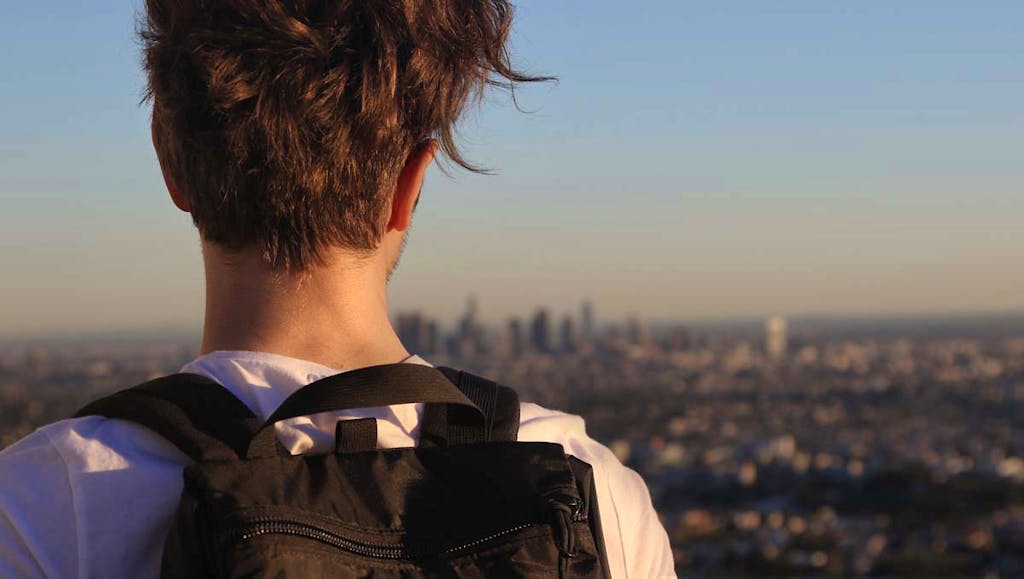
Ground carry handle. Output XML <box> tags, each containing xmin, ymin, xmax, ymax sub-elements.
<box><xmin>246</xmin><ymin>363</ymin><xmax>484</xmax><ymax>458</ymax></box>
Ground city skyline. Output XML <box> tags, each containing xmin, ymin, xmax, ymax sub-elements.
<box><xmin>2</xmin><ymin>2</ymin><xmax>1023</xmax><ymax>336</ymax></box>
<box><xmin>3</xmin><ymin>293</ymin><xmax>1023</xmax><ymax>342</ymax></box>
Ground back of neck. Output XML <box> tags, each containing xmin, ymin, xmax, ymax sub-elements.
<box><xmin>199</xmin><ymin>244</ymin><xmax>409</xmax><ymax>370</ymax></box>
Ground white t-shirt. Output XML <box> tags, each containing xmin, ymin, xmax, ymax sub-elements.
<box><xmin>0</xmin><ymin>351</ymin><xmax>674</xmax><ymax>578</ymax></box>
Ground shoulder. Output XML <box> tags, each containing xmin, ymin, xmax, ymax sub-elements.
<box><xmin>0</xmin><ymin>419</ymin><xmax>97</xmax><ymax>577</ymax></box>
<box><xmin>516</xmin><ymin>403</ymin><xmax>676</xmax><ymax>578</ymax></box>
<box><xmin>0</xmin><ymin>417</ymin><xmax>189</xmax><ymax>578</ymax></box>
<box><xmin>2</xmin><ymin>416</ymin><xmax>188</xmax><ymax>473</ymax></box>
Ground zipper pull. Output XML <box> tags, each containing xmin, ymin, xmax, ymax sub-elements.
<box><xmin>568</xmin><ymin>496</ymin><xmax>585</xmax><ymax>522</ymax></box>
<box><xmin>548</xmin><ymin>496</ymin><xmax>581</xmax><ymax>576</ymax></box>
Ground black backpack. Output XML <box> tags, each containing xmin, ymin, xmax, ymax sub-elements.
<box><xmin>75</xmin><ymin>363</ymin><xmax>611</xmax><ymax>578</ymax></box>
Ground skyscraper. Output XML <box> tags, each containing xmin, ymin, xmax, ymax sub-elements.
<box><xmin>456</xmin><ymin>295</ymin><xmax>482</xmax><ymax>358</ymax></box>
<box><xmin>505</xmin><ymin>318</ymin><xmax>524</xmax><ymax>359</ymax></box>
<box><xmin>559</xmin><ymin>315</ymin><xmax>577</xmax><ymax>354</ymax></box>
<box><xmin>626</xmin><ymin>315</ymin><xmax>649</xmax><ymax>347</ymax></box>
<box><xmin>396</xmin><ymin>312</ymin><xmax>425</xmax><ymax>354</ymax></box>
<box><xmin>458</xmin><ymin>295</ymin><xmax>478</xmax><ymax>342</ymax></box>
<box><xmin>581</xmin><ymin>300</ymin><xmax>595</xmax><ymax>344</ymax></box>
<box><xmin>529</xmin><ymin>308</ymin><xmax>551</xmax><ymax>354</ymax></box>
<box><xmin>765</xmin><ymin>316</ymin><xmax>788</xmax><ymax>360</ymax></box>
<box><xmin>423</xmin><ymin>320</ymin><xmax>439</xmax><ymax>355</ymax></box>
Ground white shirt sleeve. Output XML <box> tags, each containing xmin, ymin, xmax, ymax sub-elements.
<box><xmin>597</xmin><ymin>457</ymin><xmax>676</xmax><ymax>578</ymax></box>
<box><xmin>0</xmin><ymin>429</ymin><xmax>79</xmax><ymax>579</ymax></box>
<box><xmin>1</xmin><ymin>417</ymin><xmax>190</xmax><ymax>579</ymax></box>
<box><xmin>518</xmin><ymin>404</ymin><xmax>676</xmax><ymax>578</ymax></box>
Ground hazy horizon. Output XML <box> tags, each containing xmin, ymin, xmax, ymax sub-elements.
<box><xmin>4</xmin><ymin>307</ymin><xmax>1023</xmax><ymax>344</ymax></box>
<box><xmin>2</xmin><ymin>1</ymin><xmax>1022</xmax><ymax>337</ymax></box>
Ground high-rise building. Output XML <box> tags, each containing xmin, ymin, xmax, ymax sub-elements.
<box><xmin>505</xmin><ymin>318</ymin><xmax>524</xmax><ymax>359</ymax></box>
<box><xmin>423</xmin><ymin>320</ymin><xmax>439</xmax><ymax>355</ymax></box>
<box><xmin>559</xmin><ymin>315</ymin><xmax>577</xmax><ymax>354</ymax></box>
<box><xmin>458</xmin><ymin>295</ymin><xmax>478</xmax><ymax>341</ymax></box>
<box><xmin>581</xmin><ymin>300</ymin><xmax>595</xmax><ymax>344</ymax></box>
<box><xmin>529</xmin><ymin>308</ymin><xmax>551</xmax><ymax>354</ymax></box>
<box><xmin>626</xmin><ymin>315</ymin><xmax>649</xmax><ymax>347</ymax></box>
<box><xmin>765</xmin><ymin>315</ymin><xmax>788</xmax><ymax>360</ymax></box>
<box><xmin>396</xmin><ymin>312</ymin><xmax>425</xmax><ymax>354</ymax></box>
<box><xmin>456</xmin><ymin>295</ymin><xmax>482</xmax><ymax>358</ymax></box>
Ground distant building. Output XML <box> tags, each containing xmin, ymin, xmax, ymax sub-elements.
<box><xmin>397</xmin><ymin>312</ymin><xmax>440</xmax><ymax>356</ymax></box>
<box><xmin>423</xmin><ymin>320</ymin><xmax>439</xmax><ymax>355</ymax></box>
<box><xmin>396</xmin><ymin>312</ymin><xmax>426</xmax><ymax>354</ymax></box>
<box><xmin>765</xmin><ymin>316</ymin><xmax>788</xmax><ymax>360</ymax></box>
<box><xmin>559</xmin><ymin>315</ymin><xmax>576</xmax><ymax>354</ymax></box>
<box><xmin>529</xmin><ymin>308</ymin><xmax>551</xmax><ymax>354</ymax></box>
<box><xmin>393</xmin><ymin>313</ymin><xmax>438</xmax><ymax>354</ymax></box>
<box><xmin>455</xmin><ymin>295</ymin><xmax>482</xmax><ymax>358</ymax></box>
<box><xmin>505</xmin><ymin>318</ymin><xmax>524</xmax><ymax>358</ymax></box>
<box><xmin>458</xmin><ymin>295</ymin><xmax>479</xmax><ymax>343</ymax></box>
<box><xmin>626</xmin><ymin>315</ymin><xmax>649</xmax><ymax>347</ymax></box>
<box><xmin>581</xmin><ymin>300</ymin><xmax>595</xmax><ymax>344</ymax></box>
<box><xmin>662</xmin><ymin>325</ymin><xmax>690</xmax><ymax>352</ymax></box>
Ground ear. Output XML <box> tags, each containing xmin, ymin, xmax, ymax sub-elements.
<box><xmin>388</xmin><ymin>140</ymin><xmax>438</xmax><ymax>232</ymax></box>
<box><xmin>151</xmin><ymin>118</ymin><xmax>191</xmax><ymax>213</ymax></box>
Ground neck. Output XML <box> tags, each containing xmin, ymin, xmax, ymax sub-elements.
<box><xmin>199</xmin><ymin>244</ymin><xmax>409</xmax><ymax>370</ymax></box>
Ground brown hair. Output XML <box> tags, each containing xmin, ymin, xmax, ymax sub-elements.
<box><xmin>144</xmin><ymin>0</ymin><xmax>548</xmax><ymax>269</ymax></box>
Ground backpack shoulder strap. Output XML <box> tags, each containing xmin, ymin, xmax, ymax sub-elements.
<box><xmin>420</xmin><ymin>368</ymin><xmax>520</xmax><ymax>447</ymax></box>
<box><xmin>74</xmin><ymin>373</ymin><xmax>260</xmax><ymax>462</ymax></box>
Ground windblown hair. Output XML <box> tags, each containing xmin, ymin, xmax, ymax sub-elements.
<box><xmin>144</xmin><ymin>0</ymin><xmax>547</xmax><ymax>269</ymax></box>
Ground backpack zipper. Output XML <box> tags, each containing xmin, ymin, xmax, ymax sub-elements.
<box><xmin>439</xmin><ymin>522</ymin><xmax>536</xmax><ymax>555</ymax></box>
<box><xmin>227</xmin><ymin>518</ymin><xmax>537</xmax><ymax>560</ymax></box>
<box><xmin>230</xmin><ymin>519</ymin><xmax>408</xmax><ymax>559</ymax></box>
<box><xmin>223</xmin><ymin>496</ymin><xmax>587</xmax><ymax>563</ymax></box>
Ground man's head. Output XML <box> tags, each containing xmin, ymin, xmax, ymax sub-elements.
<box><xmin>145</xmin><ymin>0</ymin><xmax>545</xmax><ymax>271</ymax></box>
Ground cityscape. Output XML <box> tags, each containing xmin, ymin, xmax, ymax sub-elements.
<box><xmin>1</xmin><ymin>300</ymin><xmax>1022</xmax><ymax>577</ymax></box>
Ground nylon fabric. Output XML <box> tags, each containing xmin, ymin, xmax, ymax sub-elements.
<box><xmin>421</xmin><ymin>369</ymin><xmax>521</xmax><ymax>447</ymax></box>
<box><xmin>74</xmin><ymin>365</ymin><xmax>612</xmax><ymax>578</ymax></box>
<box><xmin>162</xmin><ymin>442</ymin><xmax>604</xmax><ymax>577</ymax></box>
<box><xmin>334</xmin><ymin>418</ymin><xmax>378</xmax><ymax>453</ymax></box>
<box><xmin>73</xmin><ymin>373</ymin><xmax>260</xmax><ymax>462</ymax></box>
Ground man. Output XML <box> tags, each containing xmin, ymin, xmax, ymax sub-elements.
<box><xmin>0</xmin><ymin>1</ymin><xmax>674</xmax><ymax>576</ymax></box>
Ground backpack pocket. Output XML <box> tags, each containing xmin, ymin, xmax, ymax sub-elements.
<box><xmin>212</xmin><ymin>497</ymin><xmax>597</xmax><ymax>578</ymax></box>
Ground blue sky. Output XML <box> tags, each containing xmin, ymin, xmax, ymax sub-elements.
<box><xmin>1</xmin><ymin>1</ymin><xmax>1022</xmax><ymax>337</ymax></box>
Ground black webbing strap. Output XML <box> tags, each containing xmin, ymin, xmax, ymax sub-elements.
<box><xmin>247</xmin><ymin>364</ymin><xmax>484</xmax><ymax>458</ymax></box>
<box><xmin>335</xmin><ymin>418</ymin><xmax>378</xmax><ymax>453</ymax></box>
<box><xmin>419</xmin><ymin>368</ymin><xmax>520</xmax><ymax>448</ymax></box>
<box><xmin>73</xmin><ymin>373</ymin><xmax>260</xmax><ymax>462</ymax></box>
